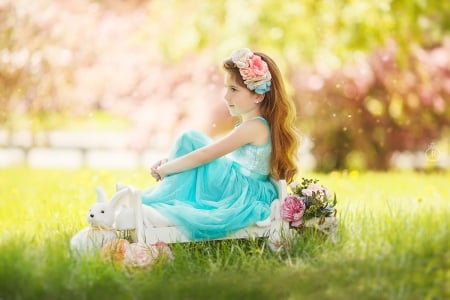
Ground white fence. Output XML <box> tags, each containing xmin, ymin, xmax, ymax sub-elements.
<box><xmin>1</xmin><ymin>130</ymin><xmax>447</xmax><ymax>170</ymax></box>
<box><xmin>0</xmin><ymin>130</ymin><xmax>168</xmax><ymax>169</ymax></box>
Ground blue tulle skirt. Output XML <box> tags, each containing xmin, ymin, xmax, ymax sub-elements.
<box><xmin>141</xmin><ymin>130</ymin><xmax>277</xmax><ymax>240</ymax></box>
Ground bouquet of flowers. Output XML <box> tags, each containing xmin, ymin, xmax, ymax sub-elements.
<box><xmin>281</xmin><ymin>178</ymin><xmax>338</xmax><ymax>238</ymax></box>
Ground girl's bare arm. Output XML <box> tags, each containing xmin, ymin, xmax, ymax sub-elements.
<box><xmin>155</xmin><ymin>120</ymin><xmax>268</xmax><ymax>179</ymax></box>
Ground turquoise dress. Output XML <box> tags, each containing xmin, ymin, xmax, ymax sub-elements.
<box><xmin>141</xmin><ymin>117</ymin><xmax>277</xmax><ymax>240</ymax></box>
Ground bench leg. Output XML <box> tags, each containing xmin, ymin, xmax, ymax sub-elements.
<box><xmin>268</xmin><ymin>220</ymin><xmax>292</xmax><ymax>252</ymax></box>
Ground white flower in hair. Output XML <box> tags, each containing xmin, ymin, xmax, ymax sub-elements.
<box><xmin>231</xmin><ymin>48</ymin><xmax>253</xmax><ymax>68</ymax></box>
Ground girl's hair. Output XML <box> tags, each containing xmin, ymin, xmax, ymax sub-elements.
<box><xmin>223</xmin><ymin>51</ymin><xmax>299</xmax><ymax>183</ymax></box>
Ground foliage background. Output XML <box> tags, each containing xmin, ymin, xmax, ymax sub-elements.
<box><xmin>1</xmin><ymin>0</ymin><xmax>449</xmax><ymax>171</ymax></box>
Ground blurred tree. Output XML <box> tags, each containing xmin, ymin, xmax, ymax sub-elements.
<box><xmin>146</xmin><ymin>0</ymin><xmax>449</xmax><ymax>66</ymax></box>
<box><xmin>0</xmin><ymin>0</ymin><xmax>75</xmax><ymax>135</ymax></box>
<box><xmin>252</xmin><ymin>0</ymin><xmax>450</xmax><ymax>171</ymax></box>
<box><xmin>292</xmin><ymin>40</ymin><xmax>450</xmax><ymax>171</ymax></box>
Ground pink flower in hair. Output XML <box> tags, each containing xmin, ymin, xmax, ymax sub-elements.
<box><xmin>249</xmin><ymin>55</ymin><xmax>269</xmax><ymax>76</ymax></box>
<box><xmin>240</xmin><ymin>56</ymin><xmax>269</xmax><ymax>80</ymax></box>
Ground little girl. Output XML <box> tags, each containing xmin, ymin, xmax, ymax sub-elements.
<box><xmin>141</xmin><ymin>48</ymin><xmax>299</xmax><ymax>240</ymax></box>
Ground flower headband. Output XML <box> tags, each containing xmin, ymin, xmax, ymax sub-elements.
<box><xmin>230</xmin><ymin>48</ymin><xmax>272</xmax><ymax>94</ymax></box>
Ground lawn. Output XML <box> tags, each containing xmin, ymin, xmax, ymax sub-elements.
<box><xmin>0</xmin><ymin>168</ymin><xmax>448</xmax><ymax>300</ymax></box>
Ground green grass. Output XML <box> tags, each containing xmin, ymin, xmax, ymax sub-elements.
<box><xmin>0</xmin><ymin>168</ymin><xmax>449</xmax><ymax>300</ymax></box>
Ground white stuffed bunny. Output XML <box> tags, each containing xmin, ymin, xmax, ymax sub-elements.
<box><xmin>70</xmin><ymin>187</ymin><xmax>121</xmax><ymax>254</ymax></box>
<box><xmin>71</xmin><ymin>182</ymin><xmax>177</xmax><ymax>255</ymax></box>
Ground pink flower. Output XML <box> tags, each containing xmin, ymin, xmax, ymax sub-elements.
<box><xmin>248</xmin><ymin>55</ymin><xmax>269</xmax><ymax>76</ymax></box>
<box><xmin>289</xmin><ymin>181</ymin><xmax>300</xmax><ymax>189</ymax></box>
<box><xmin>281</xmin><ymin>195</ymin><xmax>306</xmax><ymax>227</ymax></box>
<box><xmin>239</xmin><ymin>55</ymin><xmax>269</xmax><ymax>81</ymax></box>
<box><xmin>302</xmin><ymin>183</ymin><xmax>331</xmax><ymax>199</ymax></box>
<box><xmin>155</xmin><ymin>241</ymin><xmax>174</xmax><ymax>261</ymax></box>
<box><xmin>100</xmin><ymin>239</ymin><xmax>130</xmax><ymax>264</ymax></box>
<box><xmin>123</xmin><ymin>242</ymin><xmax>158</xmax><ymax>268</ymax></box>
<box><xmin>239</xmin><ymin>68</ymin><xmax>257</xmax><ymax>81</ymax></box>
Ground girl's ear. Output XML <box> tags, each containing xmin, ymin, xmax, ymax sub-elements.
<box><xmin>255</xmin><ymin>93</ymin><xmax>265</xmax><ymax>103</ymax></box>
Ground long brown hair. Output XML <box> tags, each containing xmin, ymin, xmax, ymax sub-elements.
<box><xmin>223</xmin><ymin>51</ymin><xmax>299</xmax><ymax>183</ymax></box>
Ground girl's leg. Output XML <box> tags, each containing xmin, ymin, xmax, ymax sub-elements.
<box><xmin>168</xmin><ymin>130</ymin><xmax>212</xmax><ymax>159</ymax></box>
<box><xmin>142</xmin><ymin>130</ymin><xmax>214</xmax><ymax>226</ymax></box>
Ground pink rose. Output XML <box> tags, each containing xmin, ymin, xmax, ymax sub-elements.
<box><xmin>239</xmin><ymin>67</ymin><xmax>258</xmax><ymax>81</ymax></box>
<box><xmin>248</xmin><ymin>55</ymin><xmax>268</xmax><ymax>76</ymax></box>
<box><xmin>239</xmin><ymin>56</ymin><xmax>269</xmax><ymax>81</ymax></box>
<box><xmin>281</xmin><ymin>195</ymin><xmax>306</xmax><ymax>227</ymax></box>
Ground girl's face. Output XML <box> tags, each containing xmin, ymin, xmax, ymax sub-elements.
<box><xmin>223</xmin><ymin>73</ymin><xmax>263</xmax><ymax>119</ymax></box>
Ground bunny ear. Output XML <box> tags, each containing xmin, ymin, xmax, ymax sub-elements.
<box><xmin>115</xmin><ymin>182</ymin><xmax>127</xmax><ymax>192</ymax></box>
<box><xmin>96</xmin><ymin>186</ymin><xmax>107</xmax><ymax>203</ymax></box>
<box><xmin>108</xmin><ymin>187</ymin><xmax>130</xmax><ymax>209</ymax></box>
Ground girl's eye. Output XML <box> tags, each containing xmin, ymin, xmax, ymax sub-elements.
<box><xmin>101</xmin><ymin>210</ymin><xmax>105</xmax><ymax>213</ymax></box>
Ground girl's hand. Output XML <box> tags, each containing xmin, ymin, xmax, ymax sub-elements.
<box><xmin>150</xmin><ymin>158</ymin><xmax>168</xmax><ymax>181</ymax></box>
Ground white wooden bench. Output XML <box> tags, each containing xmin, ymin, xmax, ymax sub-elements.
<box><xmin>112</xmin><ymin>179</ymin><xmax>291</xmax><ymax>251</ymax></box>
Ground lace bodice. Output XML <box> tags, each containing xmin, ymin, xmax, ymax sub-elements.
<box><xmin>228</xmin><ymin>117</ymin><xmax>271</xmax><ymax>177</ymax></box>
